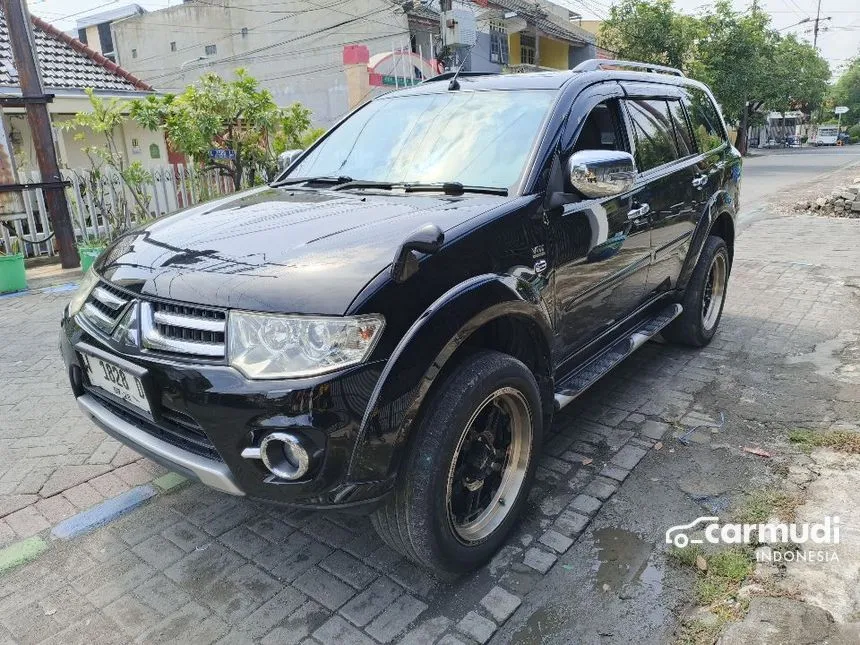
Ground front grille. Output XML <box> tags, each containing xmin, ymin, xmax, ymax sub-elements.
<box><xmin>141</xmin><ymin>300</ymin><xmax>227</xmax><ymax>358</ymax></box>
<box><xmin>87</xmin><ymin>387</ymin><xmax>223</xmax><ymax>462</ymax></box>
<box><xmin>81</xmin><ymin>282</ymin><xmax>132</xmax><ymax>334</ymax></box>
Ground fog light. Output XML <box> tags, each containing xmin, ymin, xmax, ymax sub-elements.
<box><xmin>260</xmin><ymin>432</ymin><xmax>310</xmax><ymax>480</ymax></box>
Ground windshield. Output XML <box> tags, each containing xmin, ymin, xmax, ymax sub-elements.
<box><xmin>287</xmin><ymin>90</ymin><xmax>556</xmax><ymax>191</ymax></box>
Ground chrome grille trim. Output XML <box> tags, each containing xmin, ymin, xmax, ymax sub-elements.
<box><xmin>141</xmin><ymin>301</ymin><xmax>226</xmax><ymax>357</ymax></box>
<box><xmin>91</xmin><ymin>286</ymin><xmax>128</xmax><ymax>309</ymax></box>
<box><xmin>153</xmin><ymin>310</ymin><xmax>226</xmax><ymax>333</ymax></box>
<box><xmin>80</xmin><ymin>282</ymin><xmax>132</xmax><ymax>333</ymax></box>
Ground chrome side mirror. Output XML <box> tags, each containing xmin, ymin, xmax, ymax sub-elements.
<box><xmin>567</xmin><ymin>150</ymin><xmax>636</xmax><ymax>199</ymax></box>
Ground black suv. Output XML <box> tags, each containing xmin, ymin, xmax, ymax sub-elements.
<box><xmin>60</xmin><ymin>60</ymin><xmax>740</xmax><ymax>574</ymax></box>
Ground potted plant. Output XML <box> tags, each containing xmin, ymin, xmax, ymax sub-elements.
<box><xmin>0</xmin><ymin>237</ymin><xmax>26</xmax><ymax>294</ymax></box>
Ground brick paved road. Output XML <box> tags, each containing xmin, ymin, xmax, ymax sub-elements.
<box><xmin>1</xmin><ymin>213</ymin><xmax>859</xmax><ymax>644</ymax></box>
<box><xmin>0</xmin><ymin>292</ymin><xmax>168</xmax><ymax>544</ymax></box>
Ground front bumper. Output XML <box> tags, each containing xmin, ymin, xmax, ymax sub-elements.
<box><xmin>60</xmin><ymin>312</ymin><xmax>392</xmax><ymax>509</ymax></box>
<box><xmin>77</xmin><ymin>392</ymin><xmax>243</xmax><ymax>495</ymax></box>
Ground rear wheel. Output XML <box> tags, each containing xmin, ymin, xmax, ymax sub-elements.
<box><xmin>371</xmin><ymin>350</ymin><xmax>542</xmax><ymax>574</ymax></box>
<box><xmin>663</xmin><ymin>235</ymin><xmax>730</xmax><ymax>347</ymax></box>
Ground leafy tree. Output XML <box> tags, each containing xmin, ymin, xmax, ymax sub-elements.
<box><xmin>768</xmin><ymin>35</ymin><xmax>830</xmax><ymax>125</ymax></box>
<box><xmin>693</xmin><ymin>2</ymin><xmax>778</xmax><ymax>154</ymax></box>
<box><xmin>58</xmin><ymin>88</ymin><xmax>152</xmax><ymax>240</ymax></box>
<box><xmin>275</xmin><ymin>102</ymin><xmax>326</xmax><ymax>154</ymax></box>
<box><xmin>600</xmin><ymin>0</ymin><xmax>701</xmax><ymax>71</ymax></box>
<box><xmin>829</xmin><ymin>56</ymin><xmax>860</xmax><ymax>126</ymax></box>
<box><xmin>130</xmin><ymin>69</ymin><xmax>281</xmax><ymax>190</ymax></box>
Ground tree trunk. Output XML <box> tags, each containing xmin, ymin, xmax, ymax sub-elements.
<box><xmin>737</xmin><ymin>106</ymin><xmax>749</xmax><ymax>156</ymax></box>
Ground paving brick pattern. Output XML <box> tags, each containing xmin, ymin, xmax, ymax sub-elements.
<box><xmin>0</xmin><ymin>294</ymin><xmax>168</xmax><ymax>544</ymax></box>
<box><xmin>1</xmin><ymin>214</ymin><xmax>859</xmax><ymax>643</ymax></box>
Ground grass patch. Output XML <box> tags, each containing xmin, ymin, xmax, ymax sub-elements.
<box><xmin>733</xmin><ymin>488</ymin><xmax>803</xmax><ymax>524</ymax></box>
<box><xmin>789</xmin><ymin>428</ymin><xmax>860</xmax><ymax>454</ymax></box>
<box><xmin>668</xmin><ymin>543</ymin><xmax>704</xmax><ymax>568</ymax></box>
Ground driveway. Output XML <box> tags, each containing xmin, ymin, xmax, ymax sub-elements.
<box><xmin>1</xmin><ymin>151</ymin><xmax>858</xmax><ymax>644</ymax></box>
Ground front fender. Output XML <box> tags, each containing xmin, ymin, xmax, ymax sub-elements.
<box><xmin>347</xmin><ymin>273</ymin><xmax>553</xmax><ymax>481</ymax></box>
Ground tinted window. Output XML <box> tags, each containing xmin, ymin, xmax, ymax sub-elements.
<box><xmin>573</xmin><ymin>100</ymin><xmax>628</xmax><ymax>153</ymax></box>
<box><xmin>625</xmin><ymin>99</ymin><xmax>678</xmax><ymax>171</ymax></box>
<box><xmin>667</xmin><ymin>98</ymin><xmax>695</xmax><ymax>157</ymax></box>
<box><xmin>289</xmin><ymin>90</ymin><xmax>555</xmax><ymax>190</ymax></box>
<box><xmin>684</xmin><ymin>87</ymin><xmax>726</xmax><ymax>152</ymax></box>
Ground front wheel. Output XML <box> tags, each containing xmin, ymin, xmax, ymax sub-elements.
<box><xmin>371</xmin><ymin>350</ymin><xmax>542</xmax><ymax>574</ymax></box>
<box><xmin>663</xmin><ymin>235</ymin><xmax>730</xmax><ymax>347</ymax></box>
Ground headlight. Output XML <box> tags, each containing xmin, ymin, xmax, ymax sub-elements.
<box><xmin>68</xmin><ymin>267</ymin><xmax>99</xmax><ymax>317</ymax></box>
<box><xmin>228</xmin><ymin>312</ymin><xmax>385</xmax><ymax>379</ymax></box>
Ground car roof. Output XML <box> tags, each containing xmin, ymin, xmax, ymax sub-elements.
<box><xmin>383</xmin><ymin>66</ymin><xmax>708</xmax><ymax>99</ymax></box>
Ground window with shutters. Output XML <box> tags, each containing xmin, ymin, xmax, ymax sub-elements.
<box><xmin>489</xmin><ymin>22</ymin><xmax>509</xmax><ymax>65</ymax></box>
<box><xmin>520</xmin><ymin>34</ymin><xmax>535</xmax><ymax>65</ymax></box>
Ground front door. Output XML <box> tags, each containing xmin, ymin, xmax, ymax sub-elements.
<box><xmin>551</xmin><ymin>92</ymin><xmax>652</xmax><ymax>359</ymax></box>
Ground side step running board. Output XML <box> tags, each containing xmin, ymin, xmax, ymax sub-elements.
<box><xmin>554</xmin><ymin>303</ymin><xmax>683</xmax><ymax>410</ymax></box>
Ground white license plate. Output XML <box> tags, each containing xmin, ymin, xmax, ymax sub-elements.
<box><xmin>81</xmin><ymin>353</ymin><xmax>151</xmax><ymax>415</ymax></box>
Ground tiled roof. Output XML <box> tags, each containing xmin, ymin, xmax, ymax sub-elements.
<box><xmin>0</xmin><ymin>10</ymin><xmax>152</xmax><ymax>92</ymax></box>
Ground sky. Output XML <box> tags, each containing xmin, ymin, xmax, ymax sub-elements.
<box><xmin>26</xmin><ymin>0</ymin><xmax>860</xmax><ymax>76</ymax></box>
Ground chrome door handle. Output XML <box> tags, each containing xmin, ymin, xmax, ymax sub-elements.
<box><xmin>627</xmin><ymin>203</ymin><xmax>650</xmax><ymax>220</ymax></box>
<box><xmin>692</xmin><ymin>175</ymin><xmax>708</xmax><ymax>189</ymax></box>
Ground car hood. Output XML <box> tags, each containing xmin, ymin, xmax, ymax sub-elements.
<box><xmin>98</xmin><ymin>186</ymin><xmax>507</xmax><ymax>314</ymax></box>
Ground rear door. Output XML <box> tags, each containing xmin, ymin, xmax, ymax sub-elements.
<box><xmin>621</xmin><ymin>84</ymin><xmax>699</xmax><ymax>294</ymax></box>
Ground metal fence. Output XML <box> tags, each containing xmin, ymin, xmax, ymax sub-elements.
<box><xmin>0</xmin><ymin>164</ymin><xmax>241</xmax><ymax>259</ymax></box>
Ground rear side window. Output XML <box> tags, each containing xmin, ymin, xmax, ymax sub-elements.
<box><xmin>625</xmin><ymin>99</ymin><xmax>679</xmax><ymax>172</ymax></box>
<box><xmin>684</xmin><ymin>87</ymin><xmax>726</xmax><ymax>152</ymax></box>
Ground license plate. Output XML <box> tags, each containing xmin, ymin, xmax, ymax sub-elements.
<box><xmin>81</xmin><ymin>353</ymin><xmax>151</xmax><ymax>415</ymax></box>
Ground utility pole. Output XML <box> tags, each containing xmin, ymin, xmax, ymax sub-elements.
<box><xmin>813</xmin><ymin>0</ymin><xmax>822</xmax><ymax>47</ymax></box>
<box><xmin>1</xmin><ymin>0</ymin><xmax>78</xmax><ymax>268</ymax></box>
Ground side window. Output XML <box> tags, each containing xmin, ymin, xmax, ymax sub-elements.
<box><xmin>667</xmin><ymin>98</ymin><xmax>695</xmax><ymax>157</ymax></box>
<box><xmin>572</xmin><ymin>99</ymin><xmax>628</xmax><ymax>153</ymax></box>
<box><xmin>683</xmin><ymin>87</ymin><xmax>726</xmax><ymax>153</ymax></box>
<box><xmin>625</xmin><ymin>99</ymin><xmax>679</xmax><ymax>171</ymax></box>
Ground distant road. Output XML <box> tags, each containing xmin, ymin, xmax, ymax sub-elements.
<box><xmin>740</xmin><ymin>146</ymin><xmax>860</xmax><ymax>216</ymax></box>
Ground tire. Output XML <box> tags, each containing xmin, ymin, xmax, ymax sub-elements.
<box><xmin>371</xmin><ymin>350</ymin><xmax>543</xmax><ymax>574</ymax></box>
<box><xmin>663</xmin><ymin>235</ymin><xmax>730</xmax><ymax>347</ymax></box>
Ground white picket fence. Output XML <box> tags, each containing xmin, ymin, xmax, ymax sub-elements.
<box><xmin>0</xmin><ymin>164</ymin><xmax>243</xmax><ymax>259</ymax></box>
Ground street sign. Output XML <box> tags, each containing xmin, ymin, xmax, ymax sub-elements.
<box><xmin>209</xmin><ymin>148</ymin><xmax>236</xmax><ymax>159</ymax></box>
<box><xmin>834</xmin><ymin>106</ymin><xmax>849</xmax><ymax>115</ymax></box>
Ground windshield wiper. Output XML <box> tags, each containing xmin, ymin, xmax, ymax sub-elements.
<box><xmin>271</xmin><ymin>175</ymin><xmax>353</xmax><ymax>188</ymax></box>
<box><xmin>331</xmin><ymin>180</ymin><xmax>395</xmax><ymax>191</ymax></box>
<box><xmin>403</xmin><ymin>182</ymin><xmax>508</xmax><ymax>196</ymax></box>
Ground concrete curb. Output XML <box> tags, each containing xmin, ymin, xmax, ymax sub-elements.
<box><xmin>51</xmin><ymin>484</ymin><xmax>158</xmax><ymax>540</ymax></box>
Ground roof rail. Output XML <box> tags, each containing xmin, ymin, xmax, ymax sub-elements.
<box><xmin>422</xmin><ymin>71</ymin><xmax>500</xmax><ymax>83</ymax></box>
<box><xmin>573</xmin><ymin>59</ymin><xmax>685</xmax><ymax>77</ymax></box>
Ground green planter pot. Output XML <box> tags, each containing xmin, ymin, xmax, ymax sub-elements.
<box><xmin>0</xmin><ymin>253</ymin><xmax>27</xmax><ymax>294</ymax></box>
<box><xmin>78</xmin><ymin>245</ymin><xmax>106</xmax><ymax>273</ymax></box>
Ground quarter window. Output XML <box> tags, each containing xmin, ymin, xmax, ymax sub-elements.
<box><xmin>684</xmin><ymin>87</ymin><xmax>726</xmax><ymax>152</ymax></box>
<box><xmin>625</xmin><ymin>99</ymin><xmax>679</xmax><ymax>171</ymax></box>
<box><xmin>667</xmin><ymin>98</ymin><xmax>695</xmax><ymax>157</ymax></box>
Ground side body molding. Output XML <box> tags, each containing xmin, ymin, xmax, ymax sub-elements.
<box><xmin>347</xmin><ymin>273</ymin><xmax>553</xmax><ymax>481</ymax></box>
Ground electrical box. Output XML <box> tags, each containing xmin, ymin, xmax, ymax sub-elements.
<box><xmin>441</xmin><ymin>9</ymin><xmax>477</xmax><ymax>48</ymax></box>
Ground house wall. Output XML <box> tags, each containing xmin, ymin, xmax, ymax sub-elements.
<box><xmin>111</xmin><ymin>0</ymin><xmax>410</xmax><ymax>126</ymax></box>
<box><xmin>6</xmin><ymin>110</ymin><xmax>168</xmax><ymax>174</ymax></box>
<box><xmin>539</xmin><ymin>36</ymin><xmax>568</xmax><ymax>69</ymax></box>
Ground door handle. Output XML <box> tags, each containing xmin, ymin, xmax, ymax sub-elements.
<box><xmin>692</xmin><ymin>175</ymin><xmax>708</xmax><ymax>189</ymax></box>
<box><xmin>627</xmin><ymin>203</ymin><xmax>650</xmax><ymax>220</ymax></box>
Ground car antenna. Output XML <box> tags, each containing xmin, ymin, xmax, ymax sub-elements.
<box><xmin>447</xmin><ymin>42</ymin><xmax>477</xmax><ymax>91</ymax></box>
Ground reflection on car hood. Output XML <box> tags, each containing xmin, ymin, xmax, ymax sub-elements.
<box><xmin>98</xmin><ymin>186</ymin><xmax>506</xmax><ymax>314</ymax></box>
